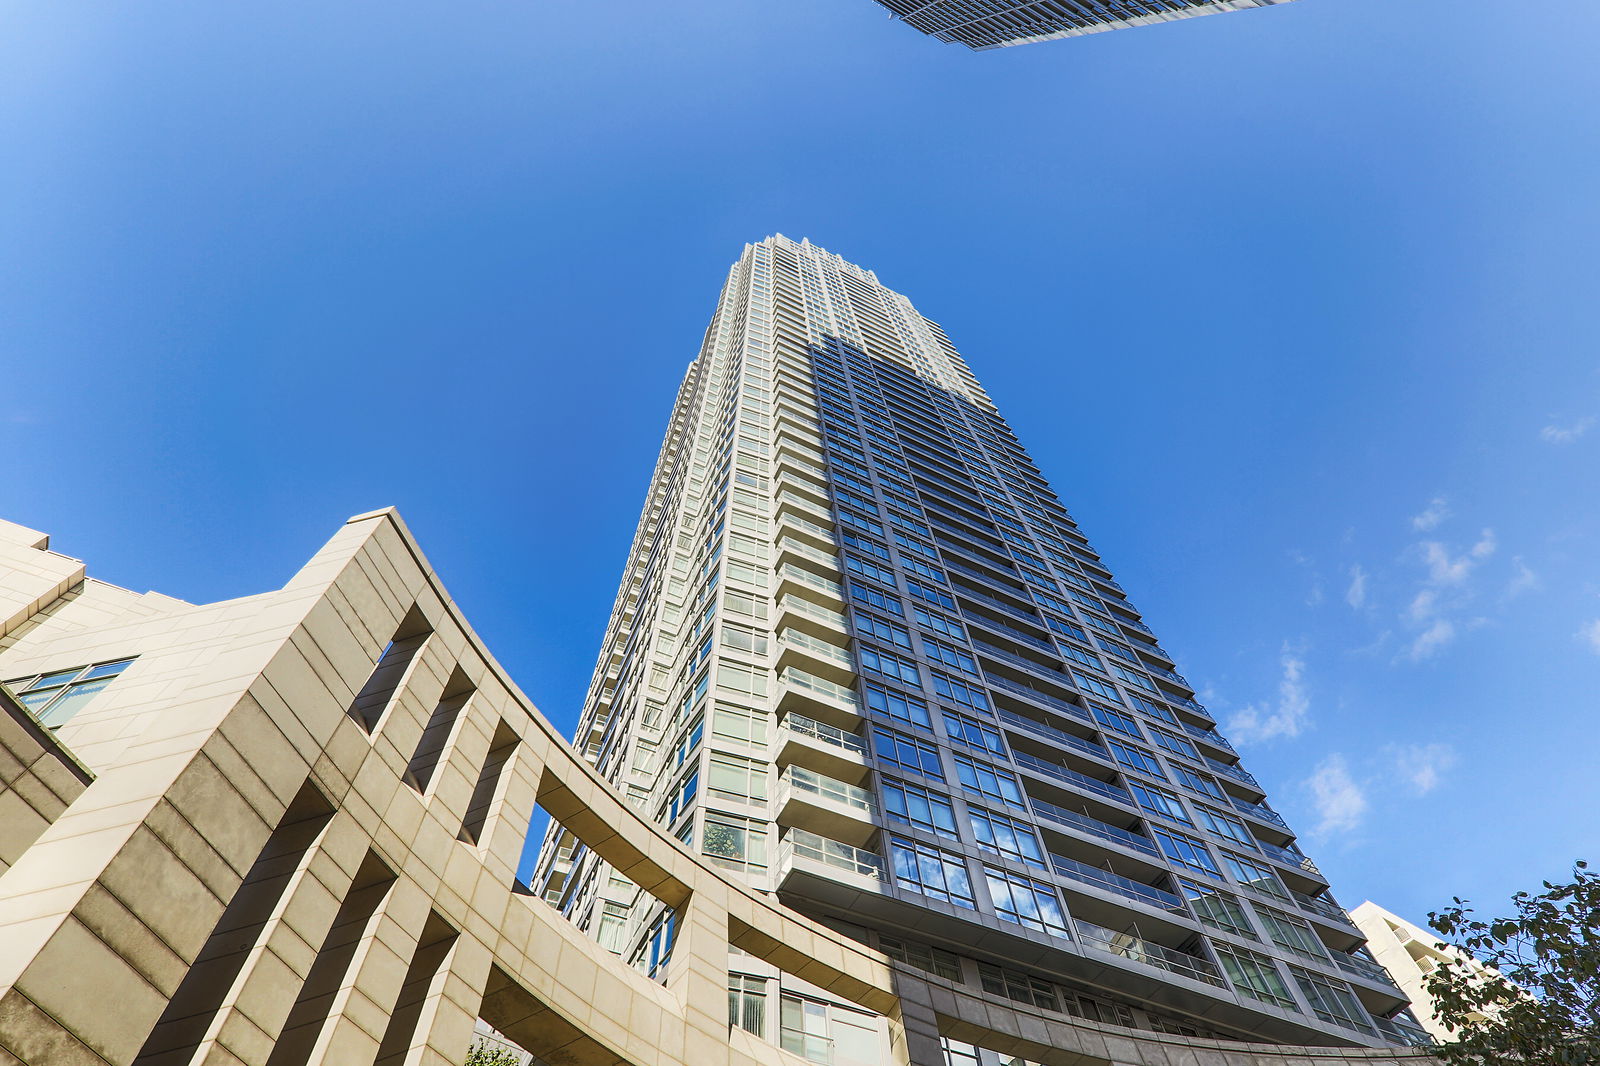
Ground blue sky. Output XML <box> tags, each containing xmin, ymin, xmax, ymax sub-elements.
<box><xmin>4</xmin><ymin>0</ymin><xmax>1598</xmax><ymax>927</ymax></box>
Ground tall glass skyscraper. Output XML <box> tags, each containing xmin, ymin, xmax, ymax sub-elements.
<box><xmin>531</xmin><ymin>235</ymin><xmax>1429</xmax><ymax>1061</ymax></box>
<box><xmin>867</xmin><ymin>0</ymin><xmax>1294</xmax><ymax>50</ymax></box>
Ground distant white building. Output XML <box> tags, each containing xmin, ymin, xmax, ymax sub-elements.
<box><xmin>1350</xmin><ymin>901</ymin><xmax>1505</xmax><ymax>1043</ymax></box>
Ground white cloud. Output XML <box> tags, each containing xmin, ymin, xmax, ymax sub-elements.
<box><xmin>1579</xmin><ymin>619</ymin><xmax>1600</xmax><ymax>655</ymax></box>
<box><xmin>1506</xmin><ymin>556</ymin><xmax>1539</xmax><ymax>598</ymax></box>
<box><xmin>1419</xmin><ymin>529</ymin><xmax>1497</xmax><ymax>586</ymax></box>
<box><xmin>1411</xmin><ymin>497</ymin><xmax>1451</xmax><ymax>531</ymax></box>
<box><xmin>1345</xmin><ymin>565</ymin><xmax>1368</xmax><ymax>609</ymax></box>
<box><xmin>1407</xmin><ymin>618</ymin><xmax>1456</xmax><ymax>661</ymax></box>
<box><xmin>1388</xmin><ymin>743</ymin><xmax>1458</xmax><ymax>795</ymax></box>
<box><xmin>1541</xmin><ymin>416</ymin><xmax>1595</xmax><ymax>444</ymax></box>
<box><xmin>1226</xmin><ymin>647</ymin><xmax>1310</xmax><ymax>745</ymax></box>
<box><xmin>1305</xmin><ymin>754</ymin><xmax>1368</xmax><ymax>838</ymax></box>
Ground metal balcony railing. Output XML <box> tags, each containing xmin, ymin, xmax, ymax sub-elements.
<box><xmin>1230</xmin><ymin>796</ymin><xmax>1288</xmax><ymax>830</ymax></box>
<box><xmin>1050</xmin><ymin>854</ymin><xmax>1185</xmax><ymax>914</ymax></box>
<box><xmin>1073</xmin><ymin>919</ymin><xmax>1223</xmax><ymax>987</ymax></box>
<box><xmin>1028</xmin><ymin>796</ymin><xmax>1158</xmax><ymax>858</ymax></box>
<box><xmin>995</xmin><ymin>708</ymin><xmax>1106</xmax><ymax>760</ymax></box>
<box><xmin>1259</xmin><ymin>841</ymin><xmax>1324</xmax><ymax>880</ymax></box>
<box><xmin>1183</xmin><ymin>722</ymin><xmax>1236</xmax><ymax>754</ymax></box>
<box><xmin>1012</xmin><ymin>751</ymin><xmax>1131</xmax><ymax>807</ymax></box>
<box><xmin>1204</xmin><ymin>756</ymin><xmax>1261</xmax><ymax>790</ymax></box>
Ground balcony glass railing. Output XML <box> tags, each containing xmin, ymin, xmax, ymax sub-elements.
<box><xmin>1334</xmin><ymin>951</ymin><xmax>1400</xmax><ymax>988</ymax></box>
<box><xmin>1074</xmin><ymin>919</ymin><xmax>1223</xmax><ymax>987</ymax></box>
<box><xmin>952</xmin><ymin>584</ymin><xmax>1043</xmax><ymax>623</ymax></box>
<box><xmin>777</xmin><ymin>595</ymin><xmax>847</xmax><ymax>630</ymax></box>
<box><xmin>779</xmin><ymin>668</ymin><xmax>860</xmax><ymax>710</ymax></box>
<box><xmin>982</xmin><ymin>671</ymin><xmax>1088</xmax><ymax>721</ymax></box>
<box><xmin>779</xmin><ymin>629</ymin><xmax>853</xmax><ymax>669</ymax></box>
<box><xmin>1050</xmin><ymin>854</ymin><xmax>1185</xmax><ymax>914</ymax></box>
<box><xmin>776</xmin><ymin>538</ymin><xmax>841</xmax><ymax>571</ymax></box>
<box><xmin>1028</xmin><ymin>796</ymin><xmax>1158</xmax><ymax>858</ymax></box>
<box><xmin>783</xmin><ymin>713</ymin><xmax>867</xmax><ymax>756</ymax></box>
<box><xmin>1292</xmin><ymin>890</ymin><xmax>1352</xmax><ymax>925</ymax></box>
<box><xmin>959</xmin><ymin>609</ymin><xmax>1055</xmax><ymax>652</ymax></box>
<box><xmin>784</xmin><ymin>828</ymin><xmax>882</xmax><ymax>879</ymax></box>
<box><xmin>1230</xmin><ymin>796</ymin><xmax>1288</xmax><ymax>830</ymax></box>
<box><xmin>1012</xmin><ymin>751</ymin><xmax>1132</xmax><ymax>806</ymax></box>
<box><xmin>1373</xmin><ymin>1015</ymin><xmax>1434</xmax><ymax>1047</ymax></box>
<box><xmin>995</xmin><ymin>708</ymin><xmax>1108</xmax><ymax>762</ymax></box>
<box><xmin>1259</xmin><ymin>841</ymin><xmax>1324</xmax><ymax>879</ymax></box>
<box><xmin>777</xmin><ymin>511</ymin><xmax>837</xmax><ymax>542</ymax></box>
<box><xmin>1204</xmin><ymin>756</ymin><xmax>1261</xmax><ymax>790</ymax></box>
<box><xmin>784</xmin><ymin>765</ymin><xmax>874</xmax><ymax>813</ymax></box>
<box><xmin>971</xmin><ymin>640</ymin><xmax>1074</xmax><ymax>687</ymax></box>
<box><xmin>778</xmin><ymin>565</ymin><xmax>842</xmax><ymax>598</ymax></box>
<box><xmin>1183</xmin><ymin>722</ymin><xmax>1236</xmax><ymax>753</ymax></box>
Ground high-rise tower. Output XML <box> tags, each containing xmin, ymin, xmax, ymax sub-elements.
<box><xmin>868</xmin><ymin>0</ymin><xmax>1294</xmax><ymax>50</ymax></box>
<box><xmin>531</xmin><ymin>236</ymin><xmax>1430</xmax><ymax>1063</ymax></box>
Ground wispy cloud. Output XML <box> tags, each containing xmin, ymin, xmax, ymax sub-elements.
<box><xmin>1411</xmin><ymin>497</ymin><xmax>1451</xmax><ymax>532</ymax></box>
<box><xmin>1541</xmin><ymin>416</ymin><xmax>1595</xmax><ymax>444</ymax></box>
<box><xmin>1386</xmin><ymin>743</ymin><xmax>1458</xmax><ymax>795</ymax></box>
<box><xmin>1506</xmin><ymin>556</ymin><xmax>1539</xmax><ymax>598</ymax></box>
<box><xmin>1226</xmin><ymin>646</ymin><xmax>1310</xmax><ymax>745</ymax></box>
<box><xmin>1345</xmin><ymin>565</ymin><xmax>1368</xmax><ymax>609</ymax></box>
<box><xmin>1305</xmin><ymin>754</ymin><xmax>1368</xmax><ymax>839</ymax></box>
<box><xmin>1579</xmin><ymin>619</ymin><xmax>1600</xmax><ymax>655</ymax></box>
<box><xmin>1401</xmin><ymin>528</ymin><xmax>1496</xmax><ymax>661</ymax></box>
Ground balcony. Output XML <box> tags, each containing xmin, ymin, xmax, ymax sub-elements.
<box><xmin>776</xmin><ymin>511</ymin><xmax>839</xmax><ymax>551</ymax></box>
<box><xmin>775</xmin><ymin>537</ymin><xmax>842</xmax><ymax>577</ymax></box>
<box><xmin>1028</xmin><ymin>796</ymin><xmax>1158</xmax><ymax>859</ymax></box>
<box><xmin>777</xmin><ymin>766</ymin><xmax>876</xmax><ymax>845</ymax></box>
<box><xmin>781</xmin><ymin>713</ymin><xmax>867</xmax><ymax>757</ymax></box>
<box><xmin>781</xmin><ymin>828</ymin><xmax>883</xmax><ymax>882</ymax></box>
<box><xmin>1074</xmin><ymin>919</ymin><xmax>1223</xmax><ymax>988</ymax></box>
<box><xmin>952</xmin><ymin>583</ymin><xmax>1043</xmax><ymax>625</ymax></box>
<box><xmin>1259</xmin><ymin>841</ymin><xmax>1324</xmax><ymax>881</ymax></box>
<box><xmin>1204</xmin><ymin>756</ymin><xmax>1262</xmax><ymax>791</ymax></box>
<box><xmin>971</xmin><ymin>640</ymin><xmax>1076</xmax><ymax>690</ymax></box>
<box><xmin>1050</xmin><ymin>854</ymin><xmax>1186</xmax><ymax>915</ymax></box>
<box><xmin>1183</xmin><ymin>722</ymin><xmax>1236</xmax><ymax>754</ymax></box>
<box><xmin>778</xmin><ymin>668</ymin><xmax>861</xmax><ymax>720</ymax></box>
<box><xmin>1230</xmin><ymin>796</ymin><xmax>1289</xmax><ymax>830</ymax></box>
<box><xmin>959</xmin><ymin>609</ymin><xmax>1056</xmax><ymax>653</ymax></box>
<box><xmin>1012</xmin><ymin>750</ymin><xmax>1132</xmax><ymax>807</ymax></box>
<box><xmin>776</xmin><ymin>629</ymin><xmax>855</xmax><ymax>686</ymax></box>
<box><xmin>982</xmin><ymin>671</ymin><xmax>1086</xmax><ymax>722</ymax></box>
<box><xmin>1292</xmin><ymin>890</ymin><xmax>1355</xmax><ymax>927</ymax></box>
<box><xmin>776</xmin><ymin>564</ymin><xmax>845</xmax><ymax>608</ymax></box>
<box><xmin>777</xmin><ymin>594</ymin><xmax>847</xmax><ymax>634</ymax></box>
<box><xmin>1333</xmin><ymin>951</ymin><xmax>1402</xmax><ymax>991</ymax></box>
<box><xmin>995</xmin><ymin>708</ymin><xmax>1107</xmax><ymax>761</ymax></box>
<box><xmin>1373</xmin><ymin>1015</ymin><xmax>1434</xmax><ymax>1047</ymax></box>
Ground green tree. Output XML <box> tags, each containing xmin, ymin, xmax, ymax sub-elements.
<box><xmin>1425</xmin><ymin>861</ymin><xmax>1600</xmax><ymax>1064</ymax></box>
<box><xmin>465</xmin><ymin>1038</ymin><xmax>525</xmax><ymax>1066</ymax></box>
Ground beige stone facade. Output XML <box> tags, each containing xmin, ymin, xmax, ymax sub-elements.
<box><xmin>0</xmin><ymin>510</ymin><xmax>1427</xmax><ymax>1066</ymax></box>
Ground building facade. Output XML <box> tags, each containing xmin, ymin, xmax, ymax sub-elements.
<box><xmin>0</xmin><ymin>510</ymin><xmax>1432</xmax><ymax>1066</ymax></box>
<box><xmin>866</xmin><ymin>0</ymin><xmax>1294</xmax><ymax>51</ymax></box>
<box><xmin>1350</xmin><ymin>901</ymin><xmax>1506</xmax><ymax>1045</ymax></box>
<box><xmin>528</xmin><ymin>235</ymin><xmax>1432</xmax><ymax>1063</ymax></box>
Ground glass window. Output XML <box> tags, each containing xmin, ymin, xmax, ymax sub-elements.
<box><xmin>1129</xmin><ymin>781</ymin><xmax>1193</xmax><ymax>825</ymax></box>
<box><xmin>878</xmin><ymin>935</ymin><xmax>962</xmax><ymax>982</ymax></box>
<box><xmin>864</xmin><ymin>683</ymin><xmax>931</xmax><ymax>728</ymax></box>
<box><xmin>873</xmin><ymin>727</ymin><xmax>942</xmax><ymax>777</ymax></box>
<box><xmin>5</xmin><ymin>658</ymin><xmax>136</xmax><ymax>729</ymax></box>
<box><xmin>931</xmin><ymin>671</ymin><xmax>989</xmax><ymax>712</ymax></box>
<box><xmin>976</xmin><ymin>963</ymin><xmax>1058</xmax><ymax>1012</ymax></box>
<box><xmin>1107</xmin><ymin>738</ymin><xmax>1166</xmax><ymax>779</ymax></box>
<box><xmin>1291</xmin><ymin>966</ymin><xmax>1375</xmax><ymax>1033</ymax></box>
<box><xmin>708</xmin><ymin>754</ymin><xmax>767</xmax><ymax>802</ymax></box>
<box><xmin>1172</xmin><ymin>763</ymin><xmax>1228</xmax><ymax>802</ymax></box>
<box><xmin>1178</xmin><ymin>878</ymin><xmax>1257</xmax><ymax>939</ymax></box>
<box><xmin>1197</xmin><ymin>805</ymin><xmax>1257</xmax><ymax>848</ymax></box>
<box><xmin>882</xmin><ymin>777</ymin><xmax>958</xmax><ymax>838</ymax></box>
<box><xmin>1150</xmin><ymin>726</ymin><xmax>1199</xmax><ymax>761</ymax></box>
<box><xmin>942</xmin><ymin>710</ymin><xmax>1005</xmax><ymax>756</ymax></box>
<box><xmin>952</xmin><ymin>753</ymin><xmax>1026</xmax><ymax>809</ymax></box>
<box><xmin>1255</xmin><ymin>904</ymin><xmax>1329</xmax><ymax>961</ymax></box>
<box><xmin>888</xmin><ymin>837</ymin><xmax>976</xmax><ymax>908</ymax></box>
<box><xmin>703</xmin><ymin>813</ymin><xmax>769</xmax><ymax>872</ymax></box>
<box><xmin>1153</xmin><ymin>828</ymin><xmax>1221</xmax><ymax>876</ymax></box>
<box><xmin>1092</xmin><ymin>703</ymin><xmax>1144</xmax><ymax>739</ymax></box>
<box><xmin>967</xmin><ymin>807</ymin><xmax>1045</xmax><ymax>867</ymax></box>
<box><xmin>859</xmin><ymin>646</ymin><xmax>922</xmax><ymax>687</ymax></box>
<box><xmin>984</xmin><ymin>866</ymin><xmax>1070</xmax><ymax>937</ymax></box>
<box><xmin>1223</xmin><ymin>852</ymin><xmax>1290</xmax><ymax>901</ymax></box>
<box><xmin>1211</xmin><ymin>942</ymin><xmax>1297</xmax><ymax>1010</ymax></box>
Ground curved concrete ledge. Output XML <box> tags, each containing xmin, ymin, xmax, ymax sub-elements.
<box><xmin>0</xmin><ymin>511</ymin><xmax>1426</xmax><ymax>1066</ymax></box>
